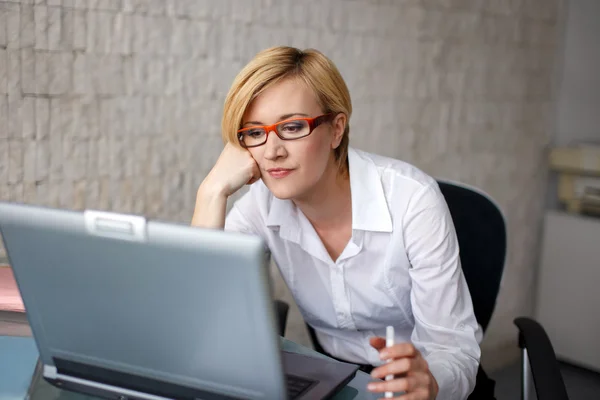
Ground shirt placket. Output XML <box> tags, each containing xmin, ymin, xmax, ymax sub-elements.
<box><xmin>330</xmin><ymin>259</ymin><xmax>356</xmax><ymax>330</ymax></box>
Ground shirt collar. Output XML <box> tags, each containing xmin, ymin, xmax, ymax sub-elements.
<box><xmin>265</xmin><ymin>147</ymin><xmax>393</xmax><ymax>234</ymax></box>
<box><xmin>347</xmin><ymin>148</ymin><xmax>393</xmax><ymax>232</ymax></box>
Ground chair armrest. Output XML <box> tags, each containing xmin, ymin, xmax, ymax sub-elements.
<box><xmin>514</xmin><ymin>317</ymin><xmax>569</xmax><ymax>400</ymax></box>
<box><xmin>274</xmin><ymin>300</ymin><xmax>289</xmax><ymax>337</ymax></box>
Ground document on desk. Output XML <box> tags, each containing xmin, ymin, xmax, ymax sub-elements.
<box><xmin>0</xmin><ymin>266</ymin><xmax>25</xmax><ymax>312</ymax></box>
<box><xmin>0</xmin><ymin>266</ymin><xmax>31</xmax><ymax>336</ymax></box>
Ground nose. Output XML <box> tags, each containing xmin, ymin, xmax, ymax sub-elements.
<box><xmin>263</xmin><ymin>127</ymin><xmax>287</xmax><ymax>161</ymax></box>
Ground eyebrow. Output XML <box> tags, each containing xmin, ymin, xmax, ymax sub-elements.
<box><xmin>243</xmin><ymin>113</ymin><xmax>310</xmax><ymax>127</ymax></box>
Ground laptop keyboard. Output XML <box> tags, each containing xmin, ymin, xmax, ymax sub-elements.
<box><xmin>286</xmin><ymin>374</ymin><xmax>316</xmax><ymax>399</ymax></box>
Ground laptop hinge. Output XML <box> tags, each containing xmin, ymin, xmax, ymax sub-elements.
<box><xmin>84</xmin><ymin>210</ymin><xmax>147</xmax><ymax>242</ymax></box>
<box><xmin>43</xmin><ymin>364</ymin><xmax>58</xmax><ymax>379</ymax></box>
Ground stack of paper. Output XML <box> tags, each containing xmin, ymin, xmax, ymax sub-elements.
<box><xmin>0</xmin><ymin>266</ymin><xmax>25</xmax><ymax>312</ymax></box>
<box><xmin>0</xmin><ymin>266</ymin><xmax>31</xmax><ymax>337</ymax></box>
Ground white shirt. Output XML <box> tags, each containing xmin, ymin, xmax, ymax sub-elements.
<box><xmin>225</xmin><ymin>148</ymin><xmax>481</xmax><ymax>400</ymax></box>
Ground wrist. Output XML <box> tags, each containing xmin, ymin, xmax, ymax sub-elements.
<box><xmin>198</xmin><ymin>177</ymin><xmax>228</xmax><ymax>201</ymax></box>
<box><xmin>191</xmin><ymin>180</ymin><xmax>229</xmax><ymax>229</ymax></box>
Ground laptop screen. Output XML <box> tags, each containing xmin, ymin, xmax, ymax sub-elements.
<box><xmin>0</xmin><ymin>205</ymin><xmax>285</xmax><ymax>399</ymax></box>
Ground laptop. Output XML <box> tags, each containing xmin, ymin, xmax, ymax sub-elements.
<box><xmin>0</xmin><ymin>202</ymin><xmax>359</xmax><ymax>400</ymax></box>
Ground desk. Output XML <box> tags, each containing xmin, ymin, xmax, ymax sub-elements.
<box><xmin>0</xmin><ymin>335</ymin><xmax>378</xmax><ymax>400</ymax></box>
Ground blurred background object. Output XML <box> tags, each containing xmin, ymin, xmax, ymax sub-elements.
<box><xmin>550</xmin><ymin>143</ymin><xmax>600</xmax><ymax>214</ymax></box>
<box><xmin>1</xmin><ymin>0</ymin><xmax>599</xmax><ymax>397</ymax></box>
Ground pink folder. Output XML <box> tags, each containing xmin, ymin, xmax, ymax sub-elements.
<box><xmin>0</xmin><ymin>267</ymin><xmax>25</xmax><ymax>313</ymax></box>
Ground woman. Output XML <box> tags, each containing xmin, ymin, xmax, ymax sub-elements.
<box><xmin>192</xmin><ymin>46</ymin><xmax>482</xmax><ymax>400</ymax></box>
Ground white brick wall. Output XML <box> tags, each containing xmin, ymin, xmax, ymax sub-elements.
<box><xmin>0</xmin><ymin>0</ymin><xmax>564</xmax><ymax>368</ymax></box>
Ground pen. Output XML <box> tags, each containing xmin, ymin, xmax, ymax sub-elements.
<box><xmin>385</xmin><ymin>325</ymin><xmax>394</xmax><ymax>399</ymax></box>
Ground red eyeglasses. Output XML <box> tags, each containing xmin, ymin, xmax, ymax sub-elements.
<box><xmin>237</xmin><ymin>113</ymin><xmax>335</xmax><ymax>148</ymax></box>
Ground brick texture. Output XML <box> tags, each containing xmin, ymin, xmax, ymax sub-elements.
<box><xmin>0</xmin><ymin>0</ymin><xmax>564</xmax><ymax>366</ymax></box>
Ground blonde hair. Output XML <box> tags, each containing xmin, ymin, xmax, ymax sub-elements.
<box><xmin>222</xmin><ymin>46</ymin><xmax>352</xmax><ymax>174</ymax></box>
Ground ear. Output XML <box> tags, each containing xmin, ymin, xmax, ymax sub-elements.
<box><xmin>330</xmin><ymin>113</ymin><xmax>347</xmax><ymax>149</ymax></box>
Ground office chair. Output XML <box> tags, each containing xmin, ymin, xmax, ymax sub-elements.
<box><xmin>275</xmin><ymin>179</ymin><xmax>569</xmax><ymax>400</ymax></box>
<box><xmin>274</xmin><ymin>299</ymin><xmax>289</xmax><ymax>339</ymax></box>
<box><xmin>435</xmin><ymin>180</ymin><xmax>568</xmax><ymax>400</ymax></box>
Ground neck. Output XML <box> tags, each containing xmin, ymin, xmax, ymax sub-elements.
<box><xmin>293</xmin><ymin>158</ymin><xmax>351</xmax><ymax>231</ymax></box>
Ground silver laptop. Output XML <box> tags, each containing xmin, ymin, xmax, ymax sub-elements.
<box><xmin>0</xmin><ymin>202</ymin><xmax>358</xmax><ymax>400</ymax></box>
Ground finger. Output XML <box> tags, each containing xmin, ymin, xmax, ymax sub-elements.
<box><xmin>247</xmin><ymin>163</ymin><xmax>261</xmax><ymax>185</ymax></box>
<box><xmin>383</xmin><ymin>391</ymin><xmax>427</xmax><ymax>400</ymax></box>
<box><xmin>379</xmin><ymin>343</ymin><xmax>418</xmax><ymax>360</ymax></box>
<box><xmin>254</xmin><ymin>165</ymin><xmax>262</xmax><ymax>180</ymax></box>
<box><xmin>246</xmin><ymin>173</ymin><xmax>259</xmax><ymax>186</ymax></box>
<box><xmin>377</xmin><ymin>393</ymin><xmax>423</xmax><ymax>400</ymax></box>
<box><xmin>248</xmin><ymin>167</ymin><xmax>260</xmax><ymax>184</ymax></box>
<box><xmin>367</xmin><ymin>376</ymin><xmax>419</xmax><ymax>393</ymax></box>
<box><xmin>370</xmin><ymin>337</ymin><xmax>386</xmax><ymax>350</ymax></box>
<box><xmin>395</xmin><ymin>388</ymin><xmax>430</xmax><ymax>400</ymax></box>
<box><xmin>371</xmin><ymin>357</ymin><xmax>427</xmax><ymax>379</ymax></box>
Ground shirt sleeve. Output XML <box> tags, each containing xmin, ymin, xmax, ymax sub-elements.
<box><xmin>224</xmin><ymin>190</ymin><xmax>274</xmax><ymax>259</ymax></box>
<box><xmin>224</xmin><ymin>191</ymin><xmax>260</xmax><ymax>235</ymax></box>
<box><xmin>403</xmin><ymin>183</ymin><xmax>481</xmax><ymax>400</ymax></box>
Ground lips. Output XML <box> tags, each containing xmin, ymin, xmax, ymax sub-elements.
<box><xmin>267</xmin><ymin>168</ymin><xmax>294</xmax><ymax>179</ymax></box>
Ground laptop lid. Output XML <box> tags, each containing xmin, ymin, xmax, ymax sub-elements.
<box><xmin>0</xmin><ymin>202</ymin><xmax>288</xmax><ymax>399</ymax></box>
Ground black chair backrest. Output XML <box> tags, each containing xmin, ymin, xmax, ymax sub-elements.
<box><xmin>436</xmin><ymin>180</ymin><xmax>507</xmax><ymax>332</ymax></box>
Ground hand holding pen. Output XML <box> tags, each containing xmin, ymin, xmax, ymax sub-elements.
<box><xmin>367</xmin><ymin>326</ymin><xmax>439</xmax><ymax>400</ymax></box>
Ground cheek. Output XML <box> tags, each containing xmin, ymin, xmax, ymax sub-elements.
<box><xmin>295</xmin><ymin>134</ymin><xmax>331</xmax><ymax>179</ymax></box>
<box><xmin>307</xmin><ymin>129</ymin><xmax>332</xmax><ymax>157</ymax></box>
<box><xmin>297</xmin><ymin>135</ymin><xmax>328</xmax><ymax>167</ymax></box>
<box><xmin>247</xmin><ymin>147</ymin><xmax>263</xmax><ymax>164</ymax></box>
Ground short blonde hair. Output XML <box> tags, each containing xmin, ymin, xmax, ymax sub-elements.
<box><xmin>222</xmin><ymin>46</ymin><xmax>352</xmax><ymax>174</ymax></box>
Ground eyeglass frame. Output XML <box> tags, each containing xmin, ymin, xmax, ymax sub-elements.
<box><xmin>236</xmin><ymin>113</ymin><xmax>337</xmax><ymax>148</ymax></box>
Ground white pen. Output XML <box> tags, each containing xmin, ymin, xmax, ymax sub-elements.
<box><xmin>385</xmin><ymin>325</ymin><xmax>394</xmax><ymax>399</ymax></box>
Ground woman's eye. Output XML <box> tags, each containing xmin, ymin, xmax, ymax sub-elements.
<box><xmin>280</xmin><ymin>123</ymin><xmax>303</xmax><ymax>133</ymax></box>
<box><xmin>246</xmin><ymin>129</ymin><xmax>265</xmax><ymax>138</ymax></box>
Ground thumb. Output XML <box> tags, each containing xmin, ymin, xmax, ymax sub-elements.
<box><xmin>247</xmin><ymin>164</ymin><xmax>261</xmax><ymax>186</ymax></box>
<box><xmin>247</xmin><ymin>176</ymin><xmax>260</xmax><ymax>185</ymax></box>
<box><xmin>369</xmin><ymin>336</ymin><xmax>386</xmax><ymax>350</ymax></box>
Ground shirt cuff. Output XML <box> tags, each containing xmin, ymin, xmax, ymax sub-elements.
<box><xmin>427</xmin><ymin>359</ymin><xmax>457</xmax><ymax>400</ymax></box>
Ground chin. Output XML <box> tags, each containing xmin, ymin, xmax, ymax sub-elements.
<box><xmin>264</xmin><ymin>180</ymin><xmax>303</xmax><ymax>200</ymax></box>
<box><xmin>267</xmin><ymin>185</ymin><xmax>299</xmax><ymax>200</ymax></box>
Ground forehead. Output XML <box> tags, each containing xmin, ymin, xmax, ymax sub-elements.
<box><xmin>242</xmin><ymin>78</ymin><xmax>322</xmax><ymax>123</ymax></box>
